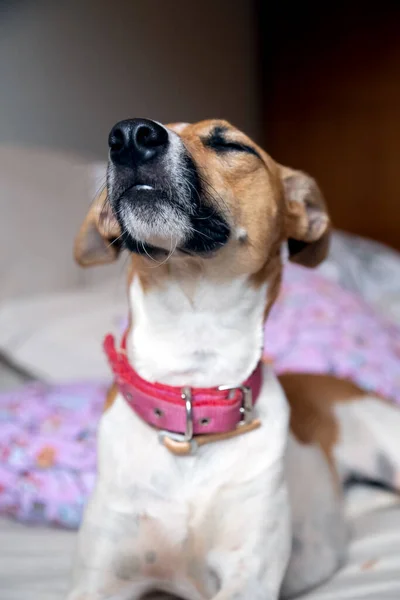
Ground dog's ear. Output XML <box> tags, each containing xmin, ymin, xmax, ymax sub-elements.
<box><xmin>280</xmin><ymin>166</ymin><xmax>330</xmax><ymax>268</ymax></box>
<box><xmin>74</xmin><ymin>189</ymin><xmax>122</xmax><ymax>267</ymax></box>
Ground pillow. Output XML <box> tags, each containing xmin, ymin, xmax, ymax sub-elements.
<box><xmin>0</xmin><ymin>283</ymin><xmax>127</xmax><ymax>382</ymax></box>
<box><xmin>0</xmin><ymin>145</ymin><xmax>91</xmax><ymax>300</ymax></box>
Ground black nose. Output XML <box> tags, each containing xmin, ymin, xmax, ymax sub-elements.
<box><xmin>108</xmin><ymin>118</ymin><xmax>169</xmax><ymax>167</ymax></box>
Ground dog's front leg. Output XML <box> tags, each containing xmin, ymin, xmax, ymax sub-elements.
<box><xmin>207</xmin><ymin>550</ymin><xmax>288</xmax><ymax>600</ymax></box>
<box><xmin>207</xmin><ymin>541</ymin><xmax>289</xmax><ymax>600</ymax></box>
<box><xmin>210</xmin><ymin>578</ymin><xmax>275</xmax><ymax>600</ymax></box>
<box><xmin>66</xmin><ymin>489</ymin><xmax>151</xmax><ymax>600</ymax></box>
<box><xmin>204</xmin><ymin>480</ymin><xmax>291</xmax><ymax>600</ymax></box>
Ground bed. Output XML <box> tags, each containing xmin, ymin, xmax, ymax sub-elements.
<box><xmin>1</xmin><ymin>487</ymin><xmax>399</xmax><ymax>600</ymax></box>
<box><xmin>0</xmin><ymin>146</ymin><xmax>399</xmax><ymax>599</ymax></box>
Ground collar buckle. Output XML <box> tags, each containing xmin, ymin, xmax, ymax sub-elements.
<box><xmin>218</xmin><ymin>384</ymin><xmax>253</xmax><ymax>425</ymax></box>
<box><xmin>158</xmin><ymin>384</ymin><xmax>254</xmax><ymax>454</ymax></box>
<box><xmin>159</xmin><ymin>383</ymin><xmax>259</xmax><ymax>456</ymax></box>
<box><xmin>158</xmin><ymin>386</ymin><xmax>197</xmax><ymax>453</ymax></box>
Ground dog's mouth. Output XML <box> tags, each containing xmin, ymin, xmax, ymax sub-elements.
<box><xmin>133</xmin><ymin>184</ymin><xmax>154</xmax><ymax>191</ymax></box>
<box><xmin>106</xmin><ymin>118</ymin><xmax>230</xmax><ymax>258</ymax></box>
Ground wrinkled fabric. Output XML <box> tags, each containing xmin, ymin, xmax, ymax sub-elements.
<box><xmin>0</xmin><ymin>383</ymin><xmax>106</xmax><ymax>527</ymax></box>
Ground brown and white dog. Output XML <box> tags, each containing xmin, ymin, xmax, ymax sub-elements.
<box><xmin>68</xmin><ymin>119</ymin><xmax>400</xmax><ymax>600</ymax></box>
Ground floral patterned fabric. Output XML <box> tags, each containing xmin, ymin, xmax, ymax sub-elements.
<box><xmin>1</xmin><ymin>264</ymin><xmax>399</xmax><ymax>528</ymax></box>
<box><xmin>0</xmin><ymin>383</ymin><xmax>106</xmax><ymax>528</ymax></box>
<box><xmin>265</xmin><ymin>265</ymin><xmax>400</xmax><ymax>402</ymax></box>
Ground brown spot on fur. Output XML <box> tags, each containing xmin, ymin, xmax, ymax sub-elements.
<box><xmin>279</xmin><ymin>373</ymin><xmax>367</xmax><ymax>464</ymax></box>
<box><xmin>104</xmin><ymin>383</ymin><xmax>118</xmax><ymax>412</ymax></box>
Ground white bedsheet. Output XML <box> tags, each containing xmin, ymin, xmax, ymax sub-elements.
<box><xmin>0</xmin><ymin>487</ymin><xmax>399</xmax><ymax>600</ymax></box>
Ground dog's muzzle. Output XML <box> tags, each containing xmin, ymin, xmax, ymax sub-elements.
<box><xmin>107</xmin><ymin>117</ymin><xmax>230</xmax><ymax>256</ymax></box>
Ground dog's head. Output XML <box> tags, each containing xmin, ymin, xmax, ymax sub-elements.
<box><xmin>75</xmin><ymin>118</ymin><xmax>330</xmax><ymax>278</ymax></box>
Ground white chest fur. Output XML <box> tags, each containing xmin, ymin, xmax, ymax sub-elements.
<box><xmin>129</xmin><ymin>272</ymin><xmax>268</xmax><ymax>388</ymax></box>
<box><xmin>68</xmin><ymin>270</ymin><xmax>292</xmax><ymax>600</ymax></box>
<box><xmin>70</xmin><ymin>366</ymin><xmax>291</xmax><ymax>600</ymax></box>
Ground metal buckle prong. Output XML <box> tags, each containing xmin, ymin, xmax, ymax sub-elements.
<box><xmin>181</xmin><ymin>386</ymin><xmax>193</xmax><ymax>440</ymax></box>
<box><xmin>158</xmin><ymin>386</ymin><xmax>197</xmax><ymax>453</ymax></box>
<box><xmin>218</xmin><ymin>384</ymin><xmax>253</xmax><ymax>425</ymax></box>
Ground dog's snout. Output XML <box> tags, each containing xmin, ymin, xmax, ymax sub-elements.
<box><xmin>108</xmin><ymin>118</ymin><xmax>169</xmax><ymax>167</ymax></box>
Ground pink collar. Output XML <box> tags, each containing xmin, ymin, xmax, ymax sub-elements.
<box><xmin>103</xmin><ymin>333</ymin><xmax>263</xmax><ymax>451</ymax></box>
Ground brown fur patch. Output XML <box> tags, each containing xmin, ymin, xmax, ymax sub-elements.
<box><xmin>104</xmin><ymin>382</ymin><xmax>119</xmax><ymax>412</ymax></box>
<box><xmin>279</xmin><ymin>373</ymin><xmax>366</xmax><ymax>464</ymax></box>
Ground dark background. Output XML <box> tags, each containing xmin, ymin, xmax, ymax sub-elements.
<box><xmin>259</xmin><ymin>1</ymin><xmax>400</xmax><ymax>249</ymax></box>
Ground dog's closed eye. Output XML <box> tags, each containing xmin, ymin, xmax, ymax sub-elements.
<box><xmin>203</xmin><ymin>126</ymin><xmax>260</xmax><ymax>159</ymax></box>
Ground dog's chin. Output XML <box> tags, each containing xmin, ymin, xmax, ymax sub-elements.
<box><xmin>114</xmin><ymin>191</ymin><xmax>231</xmax><ymax>258</ymax></box>
<box><xmin>119</xmin><ymin>202</ymin><xmax>190</xmax><ymax>253</ymax></box>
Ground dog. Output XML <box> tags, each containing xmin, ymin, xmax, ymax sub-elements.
<box><xmin>68</xmin><ymin>118</ymin><xmax>400</xmax><ymax>600</ymax></box>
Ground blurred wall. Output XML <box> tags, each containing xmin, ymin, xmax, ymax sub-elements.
<box><xmin>0</xmin><ymin>0</ymin><xmax>259</xmax><ymax>159</ymax></box>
